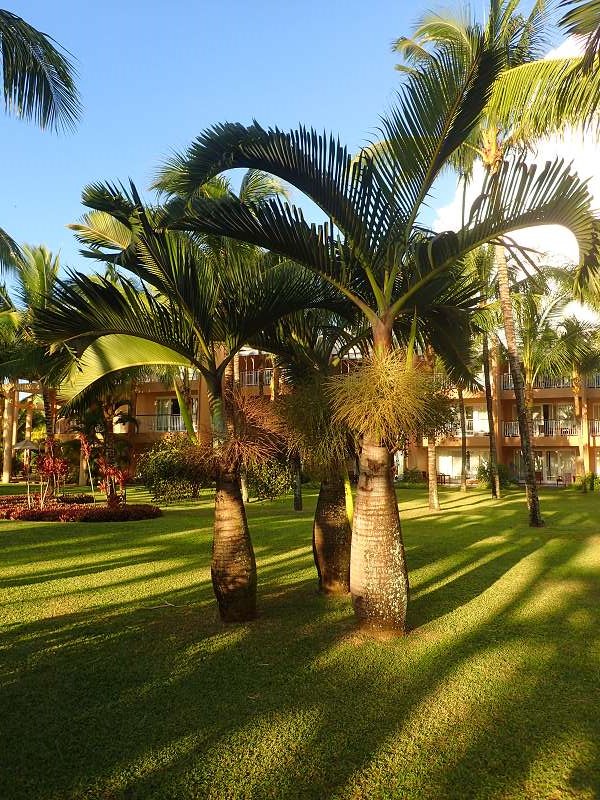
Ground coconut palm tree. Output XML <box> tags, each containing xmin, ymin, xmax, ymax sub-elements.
<box><xmin>1</xmin><ymin>245</ymin><xmax>64</xmax><ymax>438</ymax></box>
<box><xmin>0</xmin><ymin>9</ymin><xmax>80</xmax><ymax>272</ymax></box>
<box><xmin>147</xmin><ymin>32</ymin><xmax>598</xmax><ymax>631</ymax></box>
<box><xmin>34</xmin><ymin>189</ymin><xmax>345</xmax><ymax>623</ymax></box>
<box><xmin>393</xmin><ymin>0</ymin><xmax>600</xmax><ymax>526</ymax></box>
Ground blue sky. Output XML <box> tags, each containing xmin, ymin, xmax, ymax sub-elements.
<box><xmin>2</xmin><ymin>0</ymin><xmax>556</xmax><ymax>277</ymax></box>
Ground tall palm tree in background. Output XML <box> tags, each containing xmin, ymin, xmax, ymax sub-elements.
<box><xmin>0</xmin><ymin>9</ymin><xmax>80</xmax><ymax>270</ymax></box>
<box><xmin>2</xmin><ymin>245</ymin><xmax>64</xmax><ymax>438</ymax></box>
<box><xmin>393</xmin><ymin>0</ymin><xmax>600</xmax><ymax>526</ymax></box>
<box><xmin>34</xmin><ymin>189</ymin><xmax>344</xmax><ymax>623</ymax></box>
<box><xmin>149</xmin><ymin>32</ymin><xmax>599</xmax><ymax>631</ymax></box>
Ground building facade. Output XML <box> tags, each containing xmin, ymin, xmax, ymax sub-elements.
<box><xmin>3</xmin><ymin>355</ymin><xmax>600</xmax><ymax>486</ymax></box>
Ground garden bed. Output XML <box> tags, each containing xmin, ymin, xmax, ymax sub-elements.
<box><xmin>0</xmin><ymin>496</ymin><xmax>161</xmax><ymax>522</ymax></box>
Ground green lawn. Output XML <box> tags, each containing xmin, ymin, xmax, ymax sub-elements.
<box><xmin>1</xmin><ymin>485</ymin><xmax>599</xmax><ymax>799</ymax></box>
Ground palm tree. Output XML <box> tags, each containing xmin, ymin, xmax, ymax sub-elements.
<box><xmin>0</xmin><ymin>9</ymin><xmax>80</xmax><ymax>271</ymax></box>
<box><xmin>257</xmin><ymin>310</ymin><xmax>360</xmax><ymax>594</ymax></box>
<box><xmin>34</xmin><ymin>189</ymin><xmax>344</xmax><ymax>623</ymax></box>
<box><xmin>2</xmin><ymin>245</ymin><xmax>63</xmax><ymax>438</ymax></box>
<box><xmin>149</xmin><ymin>33</ymin><xmax>598</xmax><ymax>631</ymax></box>
<box><xmin>393</xmin><ymin>0</ymin><xmax>600</xmax><ymax>526</ymax></box>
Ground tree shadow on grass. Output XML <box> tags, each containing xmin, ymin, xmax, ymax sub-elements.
<box><xmin>1</xmin><ymin>493</ymin><xmax>599</xmax><ymax>799</ymax></box>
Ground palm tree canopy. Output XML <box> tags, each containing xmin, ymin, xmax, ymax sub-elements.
<box><xmin>393</xmin><ymin>0</ymin><xmax>600</xmax><ymax>171</ymax></box>
<box><xmin>151</xmin><ymin>34</ymin><xmax>599</xmax><ymax>338</ymax></box>
<box><xmin>0</xmin><ymin>9</ymin><xmax>80</xmax><ymax>131</ymax></box>
<box><xmin>34</xmin><ymin>188</ymin><xmax>348</xmax><ymax>402</ymax></box>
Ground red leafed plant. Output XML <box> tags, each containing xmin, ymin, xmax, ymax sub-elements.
<box><xmin>97</xmin><ymin>457</ymin><xmax>131</xmax><ymax>507</ymax></box>
<box><xmin>36</xmin><ymin>439</ymin><xmax>69</xmax><ymax>508</ymax></box>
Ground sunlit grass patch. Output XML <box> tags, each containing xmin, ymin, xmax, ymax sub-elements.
<box><xmin>1</xmin><ymin>485</ymin><xmax>599</xmax><ymax>799</ymax></box>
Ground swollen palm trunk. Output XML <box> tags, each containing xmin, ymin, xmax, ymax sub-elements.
<box><xmin>350</xmin><ymin>441</ymin><xmax>409</xmax><ymax>632</ymax></box>
<box><xmin>212</xmin><ymin>470</ymin><xmax>257</xmax><ymax>622</ymax></box>
<box><xmin>313</xmin><ymin>475</ymin><xmax>351</xmax><ymax>594</ymax></box>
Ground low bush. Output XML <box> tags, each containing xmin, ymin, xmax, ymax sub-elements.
<box><xmin>9</xmin><ymin>503</ymin><xmax>161</xmax><ymax>522</ymax></box>
<box><xmin>477</xmin><ymin>462</ymin><xmax>515</xmax><ymax>489</ymax></box>
<box><xmin>137</xmin><ymin>435</ymin><xmax>211</xmax><ymax>503</ymax></box>
<box><xmin>57</xmin><ymin>493</ymin><xmax>95</xmax><ymax>505</ymax></box>
<box><xmin>246</xmin><ymin>458</ymin><xmax>293</xmax><ymax>500</ymax></box>
<box><xmin>398</xmin><ymin>468</ymin><xmax>426</xmax><ymax>485</ymax></box>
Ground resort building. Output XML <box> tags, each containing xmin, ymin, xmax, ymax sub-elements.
<box><xmin>2</xmin><ymin>352</ymin><xmax>599</xmax><ymax>486</ymax></box>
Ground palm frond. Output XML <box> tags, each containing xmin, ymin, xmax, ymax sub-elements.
<box><xmin>0</xmin><ymin>226</ymin><xmax>23</xmax><ymax>273</ymax></box>
<box><xmin>0</xmin><ymin>9</ymin><xmax>80</xmax><ymax>131</ymax></box>
<box><xmin>559</xmin><ymin>0</ymin><xmax>600</xmax><ymax>72</ymax></box>
<box><xmin>487</xmin><ymin>56</ymin><xmax>600</xmax><ymax>139</ymax></box>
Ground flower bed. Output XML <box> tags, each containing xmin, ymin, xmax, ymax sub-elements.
<box><xmin>0</xmin><ymin>499</ymin><xmax>161</xmax><ymax>522</ymax></box>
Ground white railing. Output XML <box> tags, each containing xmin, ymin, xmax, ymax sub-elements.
<box><xmin>589</xmin><ymin>420</ymin><xmax>600</xmax><ymax>435</ymax></box>
<box><xmin>504</xmin><ymin>420</ymin><xmax>579</xmax><ymax>437</ymax></box>
<box><xmin>587</xmin><ymin>374</ymin><xmax>600</xmax><ymax>389</ymax></box>
<box><xmin>136</xmin><ymin>414</ymin><xmax>197</xmax><ymax>433</ymax></box>
<box><xmin>240</xmin><ymin>369</ymin><xmax>273</xmax><ymax>387</ymax></box>
<box><xmin>503</xmin><ymin>421</ymin><xmax>520</xmax><ymax>436</ymax></box>
<box><xmin>448</xmin><ymin>420</ymin><xmax>490</xmax><ymax>437</ymax></box>
<box><xmin>502</xmin><ymin>374</ymin><xmax>572</xmax><ymax>390</ymax></box>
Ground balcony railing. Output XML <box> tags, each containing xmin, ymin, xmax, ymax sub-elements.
<box><xmin>447</xmin><ymin>421</ymin><xmax>489</xmax><ymax>437</ymax></box>
<box><xmin>587</xmin><ymin>374</ymin><xmax>600</xmax><ymax>389</ymax></box>
<box><xmin>240</xmin><ymin>368</ymin><xmax>273</xmax><ymax>387</ymax></box>
<box><xmin>590</xmin><ymin>420</ymin><xmax>600</xmax><ymax>435</ymax></box>
<box><xmin>136</xmin><ymin>414</ymin><xmax>197</xmax><ymax>433</ymax></box>
<box><xmin>502</xmin><ymin>374</ymin><xmax>573</xmax><ymax>390</ymax></box>
<box><xmin>504</xmin><ymin>420</ymin><xmax>579</xmax><ymax>437</ymax></box>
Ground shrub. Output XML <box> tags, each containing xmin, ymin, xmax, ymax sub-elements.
<box><xmin>57</xmin><ymin>493</ymin><xmax>95</xmax><ymax>505</ymax></box>
<box><xmin>10</xmin><ymin>503</ymin><xmax>161</xmax><ymax>522</ymax></box>
<box><xmin>476</xmin><ymin>462</ymin><xmax>515</xmax><ymax>489</ymax></box>
<box><xmin>137</xmin><ymin>434</ymin><xmax>211</xmax><ymax>503</ymax></box>
<box><xmin>398</xmin><ymin>468</ymin><xmax>426</xmax><ymax>485</ymax></box>
<box><xmin>246</xmin><ymin>458</ymin><xmax>293</xmax><ymax>500</ymax></box>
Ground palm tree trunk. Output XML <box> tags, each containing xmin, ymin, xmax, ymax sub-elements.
<box><xmin>291</xmin><ymin>452</ymin><xmax>303</xmax><ymax>511</ymax></box>
<box><xmin>42</xmin><ymin>387</ymin><xmax>55</xmax><ymax>440</ymax></box>
<box><xmin>350</xmin><ymin>321</ymin><xmax>409</xmax><ymax>632</ymax></box>
<box><xmin>458</xmin><ymin>386</ymin><xmax>468</xmax><ymax>493</ymax></box>
<box><xmin>482</xmin><ymin>334</ymin><xmax>501</xmax><ymax>498</ymax></box>
<box><xmin>313</xmin><ymin>472</ymin><xmax>351</xmax><ymax>594</ymax></box>
<box><xmin>207</xmin><ymin>376</ymin><xmax>257</xmax><ymax>621</ymax></box>
<box><xmin>212</xmin><ymin>469</ymin><xmax>257</xmax><ymax>621</ymax></box>
<box><xmin>351</xmin><ymin>438</ymin><xmax>409</xmax><ymax>631</ymax></box>
<box><xmin>427</xmin><ymin>437</ymin><xmax>441</xmax><ymax>510</ymax></box>
<box><xmin>495</xmin><ymin>245</ymin><xmax>543</xmax><ymax>526</ymax></box>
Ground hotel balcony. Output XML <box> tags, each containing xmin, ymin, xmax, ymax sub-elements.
<box><xmin>501</xmin><ymin>374</ymin><xmax>573</xmax><ymax>391</ymax></box>
<box><xmin>240</xmin><ymin>369</ymin><xmax>273</xmax><ymax>387</ymax></box>
<box><xmin>136</xmin><ymin>414</ymin><xmax>197</xmax><ymax>434</ymax></box>
<box><xmin>589</xmin><ymin>420</ymin><xmax>600</xmax><ymax>436</ymax></box>
<box><xmin>503</xmin><ymin>420</ymin><xmax>580</xmax><ymax>439</ymax></box>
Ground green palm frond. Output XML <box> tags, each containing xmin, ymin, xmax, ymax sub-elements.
<box><xmin>58</xmin><ymin>336</ymin><xmax>194</xmax><ymax>402</ymax></box>
<box><xmin>238</xmin><ymin>169</ymin><xmax>290</xmax><ymax>205</ymax></box>
<box><xmin>457</xmin><ymin>156</ymin><xmax>599</xmax><ymax>271</ymax></box>
<box><xmin>0</xmin><ymin>226</ymin><xmax>23</xmax><ymax>273</ymax></box>
<box><xmin>0</xmin><ymin>9</ymin><xmax>80</xmax><ymax>131</ymax></box>
<box><xmin>487</xmin><ymin>56</ymin><xmax>600</xmax><ymax>139</ymax></box>
<box><xmin>69</xmin><ymin>210</ymin><xmax>133</xmax><ymax>254</ymax></box>
<box><xmin>559</xmin><ymin>0</ymin><xmax>600</xmax><ymax>71</ymax></box>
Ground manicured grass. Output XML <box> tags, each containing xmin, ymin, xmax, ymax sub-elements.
<box><xmin>1</xmin><ymin>485</ymin><xmax>599</xmax><ymax>799</ymax></box>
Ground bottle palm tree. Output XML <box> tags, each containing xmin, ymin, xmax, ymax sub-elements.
<box><xmin>147</xmin><ymin>33</ymin><xmax>598</xmax><ymax>631</ymax></box>
<box><xmin>34</xmin><ymin>188</ymin><xmax>345</xmax><ymax>623</ymax></box>
<box><xmin>0</xmin><ymin>9</ymin><xmax>80</xmax><ymax>271</ymax></box>
<box><xmin>393</xmin><ymin>0</ymin><xmax>600</xmax><ymax>526</ymax></box>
